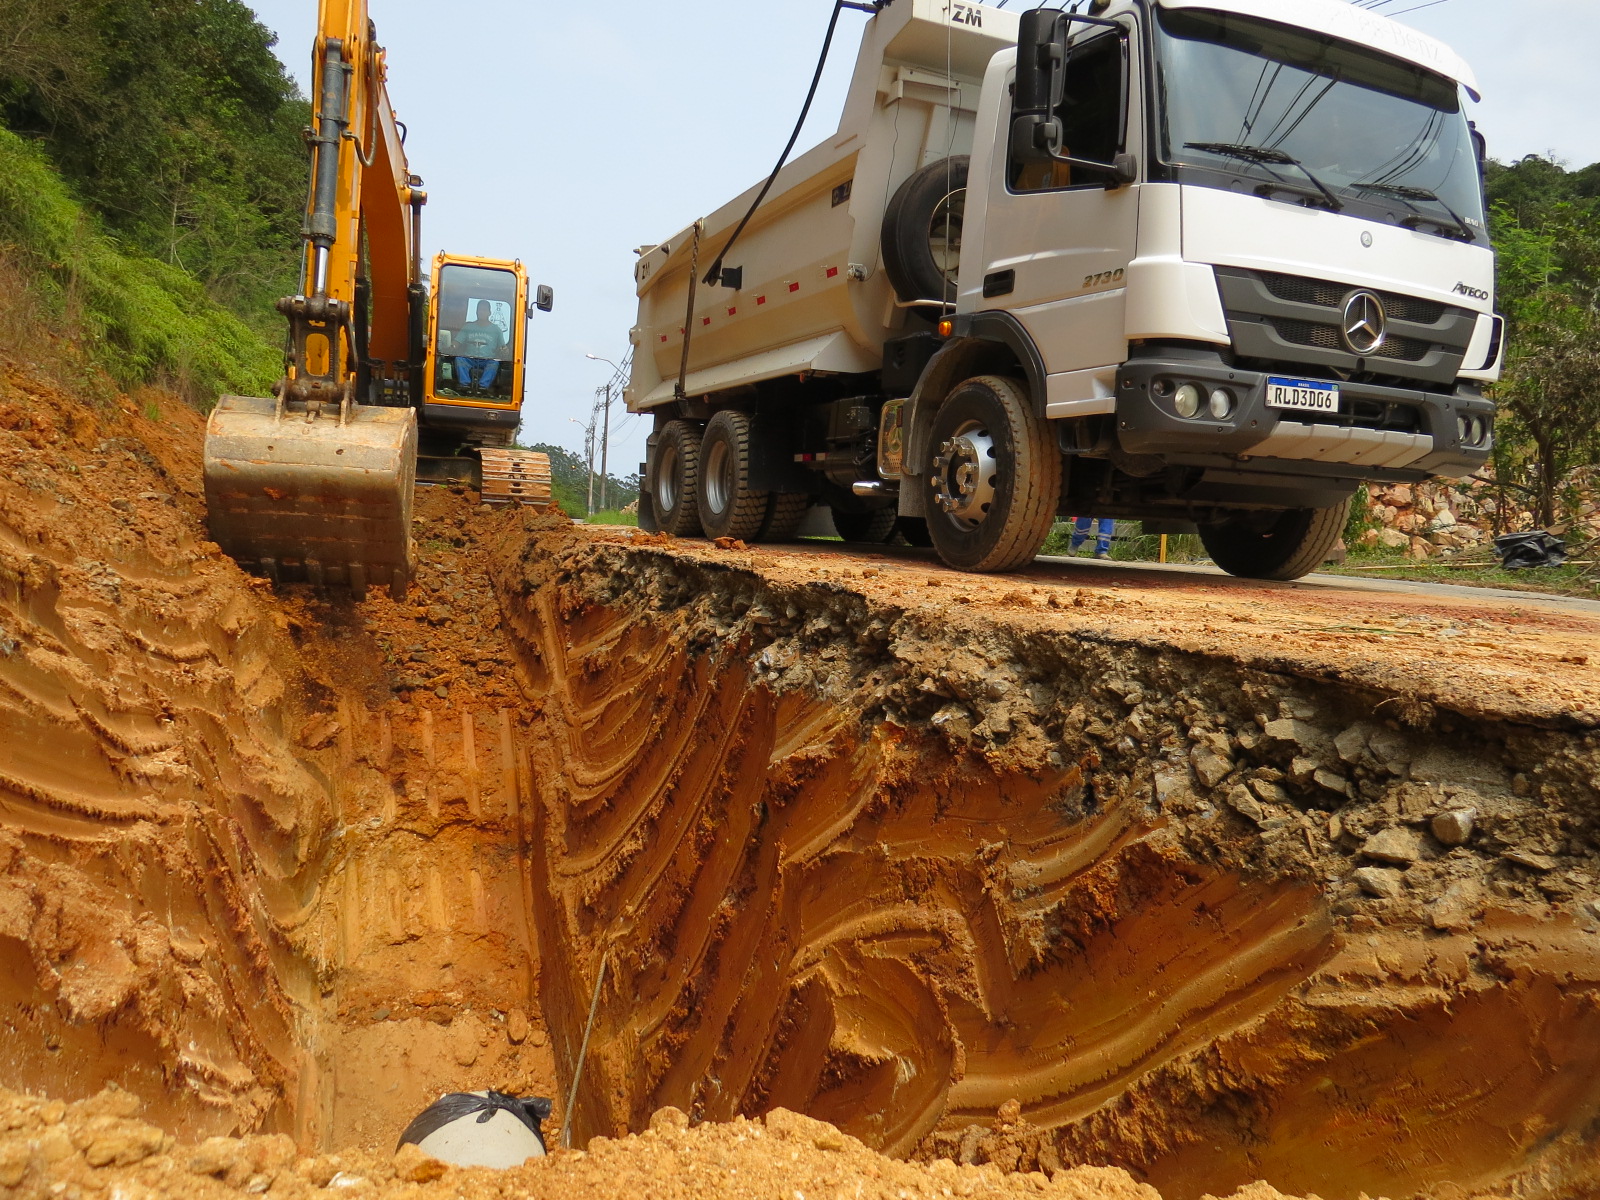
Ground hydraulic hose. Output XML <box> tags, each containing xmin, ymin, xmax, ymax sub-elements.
<box><xmin>700</xmin><ymin>0</ymin><xmax>894</xmax><ymax>288</ymax></box>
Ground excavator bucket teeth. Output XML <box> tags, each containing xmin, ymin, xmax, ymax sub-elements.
<box><xmin>203</xmin><ymin>394</ymin><xmax>418</xmax><ymax>598</ymax></box>
<box><xmin>478</xmin><ymin>448</ymin><xmax>553</xmax><ymax>508</ymax></box>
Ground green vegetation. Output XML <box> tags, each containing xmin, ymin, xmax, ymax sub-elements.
<box><xmin>1483</xmin><ymin>157</ymin><xmax>1600</xmax><ymax>528</ymax></box>
<box><xmin>586</xmin><ymin>510</ymin><xmax>641</xmax><ymax>528</ymax></box>
<box><xmin>1</xmin><ymin>0</ymin><xmax>309</xmax><ymax>326</ymax></box>
<box><xmin>1323</xmin><ymin>552</ymin><xmax>1596</xmax><ymax>597</ymax></box>
<box><xmin>0</xmin><ymin>128</ymin><xmax>278</xmax><ymax>403</ymax></box>
<box><xmin>0</xmin><ymin>0</ymin><xmax>302</xmax><ymax>403</ymax></box>
<box><xmin>1039</xmin><ymin>521</ymin><xmax>1205</xmax><ymax>563</ymax></box>
<box><xmin>521</xmin><ymin>442</ymin><xmax>641</xmax><ymax>519</ymax></box>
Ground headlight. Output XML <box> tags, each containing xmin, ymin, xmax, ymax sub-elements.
<box><xmin>1174</xmin><ymin>383</ymin><xmax>1202</xmax><ymax>418</ymax></box>
<box><xmin>1209</xmin><ymin>388</ymin><xmax>1234</xmax><ymax>419</ymax></box>
<box><xmin>1457</xmin><ymin>415</ymin><xmax>1471</xmax><ymax>443</ymax></box>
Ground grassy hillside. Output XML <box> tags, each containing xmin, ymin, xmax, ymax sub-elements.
<box><xmin>0</xmin><ymin>128</ymin><xmax>278</xmax><ymax>405</ymax></box>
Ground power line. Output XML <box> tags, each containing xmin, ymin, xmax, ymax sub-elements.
<box><xmin>1384</xmin><ymin>0</ymin><xmax>1454</xmax><ymax>15</ymax></box>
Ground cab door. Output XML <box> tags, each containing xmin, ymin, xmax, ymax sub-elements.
<box><xmin>425</xmin><ymin>255</ymin><xmax>528</xmax><ymax>411</ymax></box>
<box><xmin>971</xmin><ymin>22</ymin><xmax>1141</xmax><ymax>384</ymax></box>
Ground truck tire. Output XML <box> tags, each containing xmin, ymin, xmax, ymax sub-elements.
<box><xmin>881</xmin><ymin>156</ymin><xmax>968</xmax><ymax>306</ymax></box>
<box><xmin>756</xmin><ymin>492</ymin><xmax>812</xmax><ymax>543</ymax></box>
<box><xmin>1198</xmin><ymin>500</ymin><xmax>1351</xmax><ymax>581</ymax></box>
<box><xmin>652</xmin><ymin>420</ymin><xmax>703</xmax><ymax>536</ymax></box>
<box><xmin>831</xmin><ymin>506</ymin><xmax>898</xmax><ymax>543</ymax></box>
<box><xmin>923</xmin><ymin>375</ymin><xmax>1061</xmax><ymax>573</ymax></box>
<box><xmin>697</xmin><ymin>410</ymin><xmax>770</xmax><ymax>540</ymax></box>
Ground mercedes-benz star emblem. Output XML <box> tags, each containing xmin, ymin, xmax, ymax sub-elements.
<box><xmin>1341</xmin><ymin>291</ymin><xmax>1388</xmax><ymax>355</ymax></box>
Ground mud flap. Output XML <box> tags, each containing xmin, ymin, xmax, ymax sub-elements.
<box><xmin>203</xmin><ymin>394</ymin><xmax>418</xmax><ymax>599</ymax></box>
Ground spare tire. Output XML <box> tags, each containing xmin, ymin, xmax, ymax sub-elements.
<box><xmin>881</xmin><ymin>156</ymin><xmax>968</xmax><ymax>307</ymax></box>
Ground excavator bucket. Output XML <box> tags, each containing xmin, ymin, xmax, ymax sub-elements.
<box><xmin>203</xmin><ymin>394</ymin><xmax>418</xmax><ymax>600</ymax></box>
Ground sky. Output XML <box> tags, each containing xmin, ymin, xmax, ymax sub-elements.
<box><xmin>241</xmin><ymin>0</ymin><xmax>1600</xmax><ymax>479</ymax></box>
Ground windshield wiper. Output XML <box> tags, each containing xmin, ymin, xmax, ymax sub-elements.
<box><xmin>1183</xmin><ymin>142</ymin><xmax>1344</xmax><ymax>212</ymax></box>
<box><xmin>1350</xmin><ymin>182</ymin><xmax>1475</xmax><ymax>242</ymax></box>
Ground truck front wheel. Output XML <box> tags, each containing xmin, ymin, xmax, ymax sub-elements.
<box><xmin>923</xmin><ymin>375</ymin><xmax>1061</xmax><ymax>573</ymax></box>
<box><xmin>1197</xmin><ymin>499</ymin><xmax>1351</xmax><ymax>581</ymax></box>
<box><xmin>698</xmin><ymin>410</ymin><xmax>771</xmax><ymax>540</ymax></box>
<box><xmin>652</xmin><ymin>419</ymin><xmax>704</xmax><ymax>536</ymax></box>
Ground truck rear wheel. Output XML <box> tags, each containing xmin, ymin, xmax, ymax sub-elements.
<box><xmin>698</xmin><ymin>410</ymin><xmax>770</xmax><ymax>540</ymax></box>
<box><xmin>756</xmin><ymin>492</ymin><xmax>812</xmax><ymax>543</ymax></box>
<box><xmin>881</xmin><ymin>156</ymin><xmax>968</xmax><ymax>306</ymax></box>
<box><xmin>831</xmin><ymin>507</ymin><xmax>898</xmax><ymax>543</ymax></box>
<box><xmin>1198</xmin><ymin>499</ymin><xmax>1351</xmax><ymax>581</ymax></box>
<box><xmin>652</xmin><ymin>419</ymin><xmax>703</xmax><ymax>536</ymax></box>
<box><xmin>923</xmin><ymin>375</ymin><xmax>1061</xmax><ymax>573</ymax></box>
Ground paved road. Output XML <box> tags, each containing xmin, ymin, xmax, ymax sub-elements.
<box><xmin>1031</xmin><ymin>554</ymin><xmax>1600</xmax><ymax>618</ymax></box>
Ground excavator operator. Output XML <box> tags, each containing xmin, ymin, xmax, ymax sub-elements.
<box><xmin>453</xmin><ymin>300</ymin><xmax>507</xmax><ymax>395</ymax></box>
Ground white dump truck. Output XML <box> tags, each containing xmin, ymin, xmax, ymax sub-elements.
<box><xmin>625</xmin><ymin>0</ymin><xmax>1500</xmax><ymax>578</ymax></box>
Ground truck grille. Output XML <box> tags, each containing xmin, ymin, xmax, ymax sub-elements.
<box><xmin>1215</xmin><ymin>267</ymin><xmax>1478</xmax><ymax>388</ymax></box>
<box><xmin>1267</xmin><ymin>317</ymin><xmax>1431</xmax><ymax>363</ymax></box>
<box><xmin>1257</xmin><ymin>271</ymin><xmax>1446</xmax><ymax>325</ymax></box>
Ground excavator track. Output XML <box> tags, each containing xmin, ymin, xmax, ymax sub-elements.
<box><xmin>477</xmin><ymin>447</ymin><xmax>553</xmax><ymax>508</ymax></box>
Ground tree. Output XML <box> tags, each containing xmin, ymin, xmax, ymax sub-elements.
<box><xmin>0</xmin><ymin>0</ymin><xmax>309</xmax><ymax>330</ymax></box>
<box><xmin>1485</xmin><ymin>158</ymin><xmax>1600</xmax><ymax>526</ymax></box>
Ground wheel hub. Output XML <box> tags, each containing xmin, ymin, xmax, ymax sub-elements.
<box><xmin>703</xmin><ymin>440</ymin><xmax>732</xmax><ymax>516</ymax></box>
<box><xmin>657</xmin><ymin>444</ymin><xmax>679</xmax><ymax>511</ymax></box>
<box><xmin>930</xmin><ymin>426</ymin><xmax>997</xmax><ymax>525</ymax></box>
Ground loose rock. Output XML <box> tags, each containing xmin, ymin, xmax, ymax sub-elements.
<box><xmin>1353</xmin><ymin>866</ymin><xmax>1405</xmax><ymax>899</ymax></box>
<box><xmin>1361</xmin><ymin>828</ymin><xmax>1423</xmax><ymax>866</ymax></box>
<box><xmin>1431</xmin><ymin>809</ymin><xmax>1476</xmax><ymax>847</ymax></box>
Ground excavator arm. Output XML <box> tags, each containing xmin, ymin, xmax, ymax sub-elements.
<box><xmin>203</xmin><ymin>0</ymin><xmax>549</xmax><ymax>602</ymax></box>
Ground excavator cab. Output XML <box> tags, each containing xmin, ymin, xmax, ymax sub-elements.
<box><xmin>425</xmin><ymin>255</ymin><xmax>527</xmax><ymax>409</ymax></box>
<box><xmin>415</xmin><ymin>253</ymin><xmax>553</xmax><ymax>504</ymax></box>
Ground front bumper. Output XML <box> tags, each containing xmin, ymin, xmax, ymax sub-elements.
<box><xmin>1114</xmin><ymin>355</ymin><xmax>1493</xmax><ymax>480</ymax></box>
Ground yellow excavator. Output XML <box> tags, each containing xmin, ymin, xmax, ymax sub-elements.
<box><xmin>203</xmin><ymin>0</ymin><xmax>552</xmax><ymax>601</ymax></box>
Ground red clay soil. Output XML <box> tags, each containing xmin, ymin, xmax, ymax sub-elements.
<box><xmin>0</xmin><ymin>358</ymin><xmax>555</xmax><ymax>1150</ymax></box>
<box><xmin>2</xmin><ymin>335</ymin><xmax>1599</xmax><ymax>1200</ymax></box>
<box><xmin>497</xmin><ymin>523</ymin><xmax>1600</xmax><ymax>1200</ymax></box>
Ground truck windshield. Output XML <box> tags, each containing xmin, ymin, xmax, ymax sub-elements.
<box><xmin>1152</xmin><ymin>9</ymin><xmax>1486</xmax><ymax>241</ymax></box>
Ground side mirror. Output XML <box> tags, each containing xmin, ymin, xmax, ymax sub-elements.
<box><xmin>532</xmin><ymin>285</ymin><xmax>554</xmax><ymax>315</ymax></box>
<box><xmin>1010</xmin><ymin>10</ymin><xmax>1136</xmax><ymax>188</ymax></box>
<box><xmin>1012</xmin><ymin>9</ymin><xmax>1068</xmax><ymax>165</ymax></box>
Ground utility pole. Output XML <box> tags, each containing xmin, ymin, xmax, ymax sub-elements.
<box><xmin>584</xmin><ymin>414</ymin><xmax>596</xmax><ymax>516</ymax></box>
<box><xmin>599</xmin><ymin>381</ymin><xmax>612</xmax><ymax>512</ymax></box>
<box><xmin>585</xmin><ymin>352</ymin><xmax>626</xmax><ymax>517</ymax></box>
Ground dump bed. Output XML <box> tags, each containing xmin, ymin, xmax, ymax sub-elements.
<box><xmin>626</xmin><ymin>0</ymin><xmax>1018</xmax><ymax>413</ymax></box>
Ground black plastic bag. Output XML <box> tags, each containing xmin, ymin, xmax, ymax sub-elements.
<box><xmin>397</xmin><ymin>1091</ymin><xmax>553</xmax><ymax>1152</ymax></box>
<box><xmin>1494</xmin><ymin>531</ymin><xmax>1567</xmax><ymax>570</ymax></box>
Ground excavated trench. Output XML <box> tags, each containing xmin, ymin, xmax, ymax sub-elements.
<box><xmin>2</xmin><ymin>362</ymin><xmax>1599</xmax><ymax>1199</ymax></box>
<box><xmin>494</xmin><ymin>525</ymin><xmax>1600</xmax><ymax>1200</ymax></box>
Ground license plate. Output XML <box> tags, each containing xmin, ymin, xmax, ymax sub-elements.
<box><xmin>1266</xmin><ymin>377</ymin><xmax>1340</xmax><ymax>414</ymax></box>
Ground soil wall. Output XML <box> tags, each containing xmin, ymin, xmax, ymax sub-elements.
<box><xmin>497</xmin><ymin>525</ymin><xmax>1600</xmax><ymax>1200</ymax></box>
<box><xmin>0</xmin><ymin>363</ymin><xmax>554</xmax><ymax>1149</ymax></box>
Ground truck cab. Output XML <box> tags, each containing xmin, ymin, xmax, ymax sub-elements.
<box><xmin>629</xmin><ymin>0</ymin><xmax>1499</xmax><ymax>579</ymax></box>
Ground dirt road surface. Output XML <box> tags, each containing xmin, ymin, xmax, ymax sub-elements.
<box><xmin>1</xmin><ymin>347</ymin><xmax>1596</xmax><ymax>1200</ymax></box>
